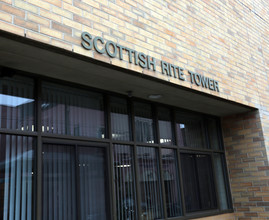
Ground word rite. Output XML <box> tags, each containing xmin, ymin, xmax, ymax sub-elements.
<box><xmin>81</xmin><ymin>32</ymin><xmax>219</xmax><ymax>92</ymax></box>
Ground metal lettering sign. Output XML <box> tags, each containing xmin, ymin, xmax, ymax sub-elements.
<box><xmin>81</xmin><ymin>32</ymin><xmax>219</xmax><ymax>92</ymax></box>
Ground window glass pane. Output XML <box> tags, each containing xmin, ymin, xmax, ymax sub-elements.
<box><xmin>196</xmin><ymin>154</ymin><xmax>217</xmax><ymax>210</ymax></box>
<box><xmin>176</xmin><ymin>112</ymin><xmax>206</xmax><ymax>148</ymax></box>
<box><xmin>161</xmin><ymin>149</ymin><xmax>182</xmax><ymax>217</ymax></box>
<box><xmin>111</xmin><ymin>97</ymin><xmax>131</xmax><ymax>141</ymax></box>
<box><xmin>0</xmin><ymin>76</ymin><xmax>35</xmax><ymax>131</ymax></box>
<box><xmin>78</xmin><ymin>146</ymin><xmax>107</xmax><ymax>220</ymax></box>
<box><xmin>113</xmin><ymin>145</ymin><xmax>137</xmax><ymax>220</ymax></box>
<box><xmin>42</xmin><ymin>144</ymin><xmax>108</xmax><ymax>220</ymax></box>
<box><xmin>42</xmin><ymin>82</ymin><xmax>105</xmax><ymax>138</ymax></box>
<box><xmin>214</xmin><ymin>154</ymin><xmax>229</xmax><ymax>210</ymax></box>
<box><xmin>180</xmin><ymin>154</ymin><xmax>200</xmax><ymax>212</ymax></box>
<box><xmin>42</xmin><ymin>144</ymin><xmax>77</xmax><ymax>220</ymax></box>
<box><xmin>137</xmin><ymin>146</ymin><xmax>162</xmax><ymax>220</ymax></box>
<box><xmin>208</xmin><ymin>118</ymin><xmax>221</xmax><ymax>150</ymax></box>
<box><xmin>134</xmin><ymin>102</ymin><xmax>155</xmax><ymax>143</ymax></box>
<box><xmin>158</xmin><ymin>107</ymin><xmax>173</xmax><ymax>145</ymax></box>
<box><xmin>0</xmin><ymin>135</ymin><xmax>35</xmax><ymax>220</ymax></box>
<box><xmin>180</xmin><ymin>153</ymin><xmax>217</xmax><ymax>212</ymax></box>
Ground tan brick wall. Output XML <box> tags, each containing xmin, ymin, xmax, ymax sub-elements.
<box><xmin>0</xmin><ymin>1</ymin><xmax>269</xmax><ymax>219</ymax></box>
<box><xmin>222</xmin><ymin>111</ymin><xmax>269</xmax><ymax>220</ymax></box>
<box><xmin>0</xmin><ymin>0</ymin><xmax>268</xmax><ymax>106</ymax></box>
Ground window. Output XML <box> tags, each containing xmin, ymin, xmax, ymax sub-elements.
<box><xmin>42</xmin><ymin>82</ymin><xmax>105</xmax><ymax>138</ymax></box>
<box><xmin>180</xmin><ymin>153</ymin><xmax>217</xmax><ymax>212</ymax></box>
<box><xmin>158</xmin><ymin>107</ymin><xmax>174</xmax><ymax>145</ymax></box>
<box><xmin>134</xmin><ymin>102</ymin><xmax>155</xmax><ymax>143</ymax></box>
<box><xmin>111</xmin><ymin>97</ymin><xmax>131</xmax><ymax>141</ymax></box>
<box><xmin>0</xmin><ymin>75</ymin><xmax>35</xmax><ymax>131</ymax></box>
<box><xmin>137</xmin><ymin>146</ymin><xmax>163</xmax><ymax>220</ymax></box>
<box><xmin>113</xmin><ymin>145</ymin><xmax>137</xmax><ymax>220</ymax></box>
<box><xmin>0</xmin><ymin>134</ymin><xmax>35</xmax><ymax>220</ymax></box>
<box><xmin>161</xmin><ymin>149</ymin><xmax>182</xmax><ymax>217</ymax></box>
<box><xmin>0</xmin><ymin>70</ymin><xmax>232</xmax><ymax>220</ymax></box>
<box><xmin>42</xmin><ymin>143</ymin><xmax>108</xmax><ymax>220</ymax></box>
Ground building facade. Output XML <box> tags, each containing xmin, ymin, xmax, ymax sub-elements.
<box><xmin>0</xmin><ymin>0</ymin><xmax>269</xmax><ymax>219</ymax></box>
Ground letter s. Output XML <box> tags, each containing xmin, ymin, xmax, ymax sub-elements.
<box><xmin>81</xmin><ymin>32</ymin><xmax>93</xmax><ymax>50</ymax></box>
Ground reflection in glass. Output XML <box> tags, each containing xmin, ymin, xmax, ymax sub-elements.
<box><xmin>180</xmin><ymin>153</ymin><xmax>217</xmax><ymax>212</ymax></box>
<box><xmin>0</xmin><ymin>76</ymin><xmax>35</xmax><ymax>131</ymax></box>
<box><xmin>42</xmin><ymin>144</ymin><xmax>77</xmax><ymax>220</ymax></box>
<box><xmin>214</xmin><ymin>154</ymin><xmax>229</xmax><ymax>210</ymax></box>
<box><xmin>42</xmin><ymin>82</ymin><xmax>105</xmax><ymax>138</ymax></box>
<box><xmin>111</xmin><ymin>97</ymin><xmax>131</xmax><ymax>141</ymax></box>
<box><xmin>161</xmin><ymin>149</ymin><xmax>182</xmax><ymax>217</ymax></box>
<box><xmin>78</xmin><ymin>147</ymin><xmax>107</xmax><ymax>220</ymax></box>
<box><xmin>208</xmin><ymin>118</ymin><xmax>221</xmax><ymax>150</ymax></box>
<box><xmin>137</xmin><ymin>147</ymin><xmax>162</xmax><ymax>220</ymax></box>
<box><xmin>134</xmin><ymin>103</ymin><xmax>154</xmax><ymax>143</ymax></box>
<box><xmin>158</xmin><ymin>107</ymin><xmax>173</xmax><ymax>145</ymax></box>
<box><xmin>176</xmin><ymin>112</ymin><xmax>205</xmax><ymax>148</ymax></box>
<box><xmin>0</xmin><ymin>135</ymin><xmax>34</xmax><ymax>220</ymax></box>
<box><xmin>42</xmin><ymin>144</ymin><xmax>107</xmax><ymax>220</ymax></box>
<box><xmin>113</xmin><ymin>145</ymin><xmax>136</xmax><ymax>220</ymax></box>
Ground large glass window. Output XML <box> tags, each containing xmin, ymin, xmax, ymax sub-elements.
<box><xmin>113</xmin><ymin>145</ymin><xmax>137</xmax><ymax>220</ymax></box>
<box><xmin>42</xmin><ymin>82</ymin><xmax>105</xmax><ymax>138</ymax></box>
<box><xmin>42</xmin><ymin>144</ymin><xmax>77</xmax><ymax>220</ymax></box>
<box><xmin>137</xmin><ymin>147</ymin><xmax>163</xmax><ymax>220</ymax></box>
<box><xmin>161</xmin><ymin>149</ymin><xmax>182</xmax><ymax>217</ymax></box>
<box><xmin>78</xmin><ymin>146</ymin><xmax>107</xmax><ymax>220</ymax></box>
<box><xmin>0</xmin><ymin>70</ymin><xmax>232</xmax><ymax>220</ymax></box>
<box><xmin>180</xmin><ymin>153</ymin><xmax>217</xmax><ymax>212</ymax></box>
<box><xmin>134</xmin><ymin>102</ymin><xmax>155</xmax><ymax>143</ymax></box>
<box><xmin>42</xmin><ymin>144</ymin><xmax>108</xmax><ymax>220</ymax></box>
<box><xmin>111</xmin><ymin>97</ymin><xmax>131</xmax><ymax>141</ymax></box>
<box><xmin>0</xmin><ymin>134</ymin><xmax>35</xmax><ymax>220</ymax></box>
<box><xmin>175</xmin><ymin>112</ymin><xmax>206</xmax><ymax>149</ymax></box>
<box><xmin>214</xmin><ymin>153</ymin><xmax>231</xmax><ymax>210</ymax></box>
<box><xmin>0</xmin><ymin>76</ymin><xmax>35</xmax><ymax>131</ymax></box>
<box><xmin>158</xmin><ymin>107</ymin><xmax>174</xmax><ymax>145</ymax></box>
<box><xmin>208</xmin><ymin>118</ymin><xmax>221</xmax><ymax>150</ymax></box>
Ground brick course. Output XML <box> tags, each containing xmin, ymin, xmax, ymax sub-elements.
<box><xmin>222</xmin><ymin>111</ymin><xmax>269</xmax><ymax>219</ymax></box>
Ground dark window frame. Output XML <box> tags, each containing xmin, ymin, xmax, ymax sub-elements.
<box><xmin>0</xmin><ymin>67</ymin><xmax>233</xmax><ymax>220</ymax></box>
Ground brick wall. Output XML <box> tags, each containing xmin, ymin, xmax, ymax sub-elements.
<box><xmin>0</xmin><ymin>1</ymin><xmax>269</xmax><ymax>219</ymax></box>
<box><xmin>0</xmin><ymin>0</ymin><xmax>268</xmax><ymax>106</ymax></box>
<box><xmin>222</xmin><ymin>111</ymin><xmax>269</xmax><ymax>219</ymax></box>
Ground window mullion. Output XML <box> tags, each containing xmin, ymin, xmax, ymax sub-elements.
<box><xmin>155</xmin><ymin>104</ymin><xmax>167</xmax><ymax>219</ymax></box>
<box><xmin>106</xmin><ymin>95</ymin><xmax>117</xmax><ymax>220</ymax></box>
<box><xmin>36</xmin><ymin>78</ymin><xmax>42</xmax><ymax>220</ymax></box>
<box><xmin>131</xmin><ymin>99</ymin><xmax>143</xmax><ymax>220</ymax></box>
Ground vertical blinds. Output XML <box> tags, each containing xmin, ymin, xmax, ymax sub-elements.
<box><xmin>42</xmin><ymin>82</ymin><xmax>105</xmax><ymax>138</ymax></box>
<box><xmin>0</xmin><ymin>76</ymin><xmax>34</xmax><ymax>131</ymax></box>
<box><xmin>137</xmin><ymin>146</ymin><xmax>163</xmax><ymax>220</ymax></box>
<box><xmin>42</xmin><ymin>144</ymin><xmax>77</xmax><ymax>220</ymax></box>
<box><xmin>113</xmin><ymin>145</ymin><xmax>136</xmax><ymax>220</ymax></box>
<box><xmin>176</xmin><ymin>112</ymin><xmax>205</xmax><ymax>149</ymax></box>
<box><xmin>134</xmin><ymin>103</ymin><xmax>155</xmax><ymax>144</ymax></box>
<box><xmin>42</xmin><ymin>144</ymin><xmax>107</xmax><ymax>220</ymax></box>
<box><xmin>158</xmin><ymin>107</ymin><xmax>173</xmax><ymax>145</ymax></box>
<box><xmin>161</xmin><ymin>149</ymin><xmax>182</xmax><ymax>217</ymax></box>
<box><xmin>0</xmin><ymin>135</ymin><xmax>34</xmax><ymax>220</ymax></box>
<box><xmin>78</xmin><ymin>147</ymin><xmax>107</xmax><ymax>220</ymax></box>
<box><xmin>111</xmin><ymin>97</ymin><xmax>131</xmax><ymax>141</ymax></box>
